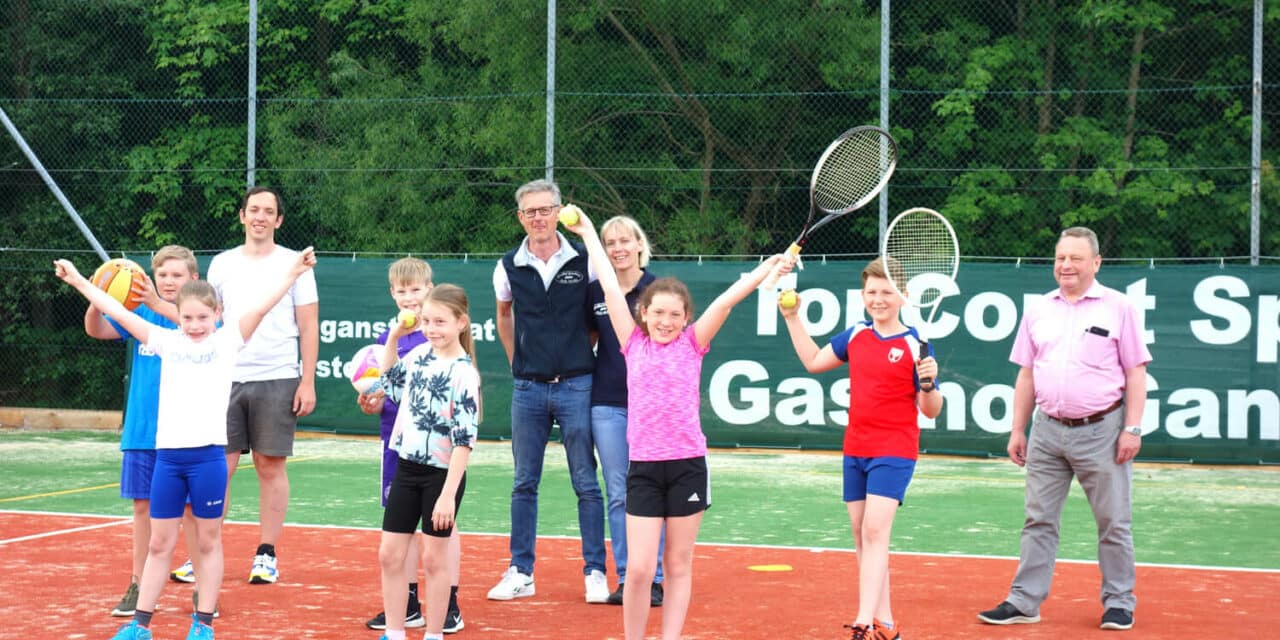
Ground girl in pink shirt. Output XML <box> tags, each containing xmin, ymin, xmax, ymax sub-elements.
<box><xmin>565</xmin><ymin>211</ymin><xmax>782</xmax><ymax>640</ymax></box>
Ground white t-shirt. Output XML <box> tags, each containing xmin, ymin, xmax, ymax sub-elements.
<box><xmin>148</xmin><ymin>326</ymin><xmax>244</xmax><ymax>449</ymax></box>
<box><xmin>208</xmin><ymin>245</ymin><xmax>319</xmax><ymax>382</ymax></box>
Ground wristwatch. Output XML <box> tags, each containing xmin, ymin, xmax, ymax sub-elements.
<box><xmin>1123</xmin><ymin>425</ymin><xmax>1143</xmax><ymax>436</ymax></box>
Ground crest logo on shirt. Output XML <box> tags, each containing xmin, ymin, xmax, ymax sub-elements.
<box><xmin>555</xmin><ymin>271</ymin><xmax>585</xmax><ymax>285</ymax></box>
<box><xmin>138</xmin><ymin>344</ymin><xmax>157</xmax><ymax>357</ymax></box>
<box><xmin>887</xmin><ymin>347</ymin><xmax>904</xmax><ymax>363</ymax></box>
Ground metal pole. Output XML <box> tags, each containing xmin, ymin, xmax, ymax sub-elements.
<box><xmin>878</xmin><ymin>0</ymin><xmax>891</xmax><ymax>241</ymax></box>
<box><xmin>545</xmin><ymin>0</ymin><xmax>556</xmax><ymax>182</ymax></box>
<box><xmin>0</xmin><ymin>105</ymin><xmax>110</xmax><ymax>262</ymax></box>
<box><xmin>1250</xmin><ymin>0</ymin><xmax>1262</xmax><ymax>265</ymax></box>
<box><xmin>247</xmin><ymin>0</ymin><xmax>258</xmax><ymax>189</ymax></box>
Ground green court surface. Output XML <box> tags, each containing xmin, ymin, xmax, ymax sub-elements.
<box><xmin>2</xmin><ymin>430</ymin><xmax>1277</xmax><ymax>570</ymax></box>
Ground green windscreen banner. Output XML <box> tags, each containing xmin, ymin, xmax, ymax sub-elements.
<box><xmin>301</xmin><ymin>257</ymin><xmax>1278</xmax><ymax>464</ymax></box>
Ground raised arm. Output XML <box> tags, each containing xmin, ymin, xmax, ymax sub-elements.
<box><xmin>692</xmin><ymin>255</ymin><xmax>783</xmax><ymax>349</ymax></box>
<box><xmin>777</xmin><ymin>291</ymin><xmax>843</xmax><ymax>373</ymax></box>
<box><xmin>561</xmin><ymin>211</ymin><xmax>635</xmax><ymax>346</ymax></box>
<box><xmin>55</xmin><ymin>260</ymin><xmax>152</xmax><ymax>345</ymax></box>
<box><xmin>237</xmin><ymin>247</ymin><xmax>317</xmax><ymax>342</ymax></box>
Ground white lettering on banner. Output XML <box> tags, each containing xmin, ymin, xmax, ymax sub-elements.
<box><xmin>964</xmin><ymin>292</ymin><xmax>1018</xmax><ymax>342</ymax></box>
<box><xmin>708</xmin><ymin>364</ymin><xmax>1278</xmax><ymax>442</ymax></box>
<box><xmin>1189</xmin><ymin>276</ymin><xmax>1252</xmax><ymax>346</ymax></box>
<box><xmin>1259</xmin><ymin>294</ymin><xmax>1280</xmax><ymax>363</ymax></box>
<box><xmin>1125</xmin><ymin>278</ymin><xmax>1156</xmax><ymax>344</ymax></box>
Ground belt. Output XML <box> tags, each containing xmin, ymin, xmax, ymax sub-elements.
<box><xmin>1047</xmin><ymin>399</ymin><xmax>1124</xmax><ymax>427</ymax></box>
<box><xmin>520</xmin><ymin>372</ymin><xmax>588</xmax><ymax>384</ymax></box>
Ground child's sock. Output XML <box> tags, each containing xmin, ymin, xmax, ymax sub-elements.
<box><xmin>255</xmin><ymin>543</ymin><xmax>276</xmax><ymax>557</ymax></box>
<box><xmin>408</xmin><ymin>582</ymin><xmax>420</xmax><ymax>607</ymax></box>
<box><xmin>423</xmin><ymin>634</ymin><xmax>444</xmax><ymax>640</ymax></box>
<box><xmin>196</xmin><ymin>611</ymin><xmax>215</xmax><ymax>626</ymax></box>
<box><xmin>449</xmin><ymin>585</ymin><xmax>459</xmax><ymax>611</ymax></box>
<box><xmin>383</xmin><ymin>630</ymin><xmax>405</xmax><ymax>640</ymax></box>
<box><xmin>134</xmin><ymin>609</ymin><xmax>154</xmax><ymax>628</ymax></box>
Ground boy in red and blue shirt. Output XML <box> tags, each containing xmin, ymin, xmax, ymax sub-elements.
<box><xmin>779</xmin><ymin>256</ymin><xmax>944</xmax><ymax>640</ymax></box>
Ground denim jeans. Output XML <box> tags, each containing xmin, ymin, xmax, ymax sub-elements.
<box><xmin>509</xmin><ymin>373</ymin><xmax>606</xmax><ymax>576</ymax></box>
<box><xmin>591</xmin><ymin>404</ymin><xmax>663</xmax><ymax>584</ymax></box>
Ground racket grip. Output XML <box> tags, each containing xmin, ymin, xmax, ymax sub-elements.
<box><xmin>762</xmin><ymin>243</ymin><xmax>803</xmax><ymax>289</ymax></box>
<box><xmin>918</xmin><ymin>340</ymin><xmax>935</xmax><ymax>392</ymax></box>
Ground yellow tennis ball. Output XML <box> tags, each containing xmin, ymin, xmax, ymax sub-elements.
<box><xmin>558</xmin><ymin>204</ymin><xmax>582</xmax><ymax>227</ymax></box>
<box><xmin>397</xmin><ymin>309</ymin><xmax>416</xmax><ymax>328</ymax></box>
<box><xmin>778</xmin><ymin>289</ymin><xmax>798</xmax><ymax>309</ymax></box>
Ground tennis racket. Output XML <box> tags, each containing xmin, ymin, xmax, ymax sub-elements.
<box><xmin>881</xmin><ymin>207</ymin><xmax>959</xmax><ymax>392</ymax></box>
<box><xmin>762</xmin><ymin>125</ymin><xmax>898</xmax><ymax>288</ymax></box>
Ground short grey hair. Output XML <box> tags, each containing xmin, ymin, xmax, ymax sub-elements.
<box><xmin>1060</xmin><ymin>226</ymin><xmax>1099</xmax><ymax>256</ymax></box>
<box><xmin>514</xmin><ymin>179</ymin><xmax>561</xmax><ymax>207</ymax></box>
<box><xmin>600</xmin><ymin>215</ymin><xmax>653</xmax><ymax>268</ymax></box>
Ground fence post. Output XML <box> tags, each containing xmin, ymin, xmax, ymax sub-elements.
<box><xmin>878</xmin><ymin>0</ymin><xmax>891</xmax><ymax>242</ymax></box>
<box><xmin>545</xmin><ymin>0</ymin><xmax>557</xmax><ymax>182</ymax></box>
<box><xmin>247</xmin><ymin>0</ymin><xmax>258</xmax><ymax>189</ymax></box>
<box><xmin>1251</xmin><ymin>0</ymin><xmax>1262</xmax><ymax>266</ymax></box>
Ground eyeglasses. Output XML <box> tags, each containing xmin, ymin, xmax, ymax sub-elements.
<box><xmin>517</xmin><ymin>204</ymin><xmax>561</xmax><ymax>219</ymax></box>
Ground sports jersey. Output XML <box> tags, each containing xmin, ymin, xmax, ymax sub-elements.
<box><xmin>147</xmin><ymin>326</ymin><xmax>243</xmax><ymax>449</ymax></box>
<box><xmin>382</xmin><ymin>345</ymin><xmax>480</xmax><ymax>470</ymax></box>
<box><xmin>624</xmin><ymin>325</ymin><xmax>709</xmax><ymax>462</ymax></box>
<box><xmin>107</xmin><ymin>306</ymin><xmax>172</xmax><ymax>451</ymax></box>
<box><xmin>829</xmin><ymin>320</ymin><xmax>934</xmax><ymax>460</ymax></box>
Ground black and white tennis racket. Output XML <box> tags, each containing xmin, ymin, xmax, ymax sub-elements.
<box><xmin>763</xmin><ymin>125</ymin><xmax>898</xmax><ymax>288</ymax></box>
<box><xmin>882</xmin><ymin>207</ymin><xmax>959</xmax><ymax>392</ymax></box>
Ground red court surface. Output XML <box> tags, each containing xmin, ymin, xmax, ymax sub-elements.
<box><xmin>3</xmin><ymin>511</ymin><xmax>1277</xmax><ymax>639</ymax></box>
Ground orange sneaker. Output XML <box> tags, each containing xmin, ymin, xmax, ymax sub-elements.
<box><xmin>873</xmin><ymin>619</ymin><xmax>901</xmax><ymax>640</ymax></box>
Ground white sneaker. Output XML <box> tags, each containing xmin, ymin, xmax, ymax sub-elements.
<box><xmin>169</xmin><ymin>559</ymin><xmax>196</xmax><ymax>583</ymax></box>
<box><xmin>486</xmin><ymin>566</ymin><xmax>535</xmax><ymax>600</ymax></box>
<box><xmin>584</xmin><ymin>569</ymin><xmax>610</xmax><ymax>604</ymax></box>
<box><xmin>248</xmin><ymin>553</ymin><xmax>278</xmax><ymax>584</ymax></box>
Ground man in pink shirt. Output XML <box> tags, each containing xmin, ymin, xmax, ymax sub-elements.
<box><xmin>978</xmin><ymin>227</ymin><xmax>1151</xmax><ymax>632</ymax></box>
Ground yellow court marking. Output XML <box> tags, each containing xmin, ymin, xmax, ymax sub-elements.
<box><xmin>747</xmin><ymin>564</ymin><xmax>794</xmax><ymax>572</ymax></box>
<box><xmin>0</xmin><ymin>455</ymin><xmax>320</xmax><ymax>504</ymax></box>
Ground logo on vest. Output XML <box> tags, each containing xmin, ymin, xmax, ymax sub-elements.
<box><xmin>887</xmin><ymin>347</ymin><xmax>904</xmax><ymax>363</ymax></box>
<box><xmin>555</xmin><ymin>271</ymin><xmax>585</xmax><ymax>285</ymax></box>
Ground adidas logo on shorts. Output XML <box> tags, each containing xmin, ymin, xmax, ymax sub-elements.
<box><xmin>687</xmin><ymin>492</ymin><xmax>700</xmax><ymax>502</ymax></box>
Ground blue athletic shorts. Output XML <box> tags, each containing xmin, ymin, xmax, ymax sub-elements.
<box><xmin>843</xmin><ymin>455</ymin><xmax>916</xmax><ymax>504</ymax></box>
<box><xmin>120</xmin><ymin>450</ymin><xmax>157</xmax><ymax>500</ymax></box>
<box><xmin>150</xmin><ymin>446</ymin><xmax>228</xmax><ymax>519</ymax></box>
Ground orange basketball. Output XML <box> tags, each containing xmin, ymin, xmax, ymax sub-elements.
<box><xmin>90</xmin><ymin>259</ymin><xmax>146</xmax><ymax>310</ymax></box>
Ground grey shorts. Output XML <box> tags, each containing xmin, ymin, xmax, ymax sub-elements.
<box><xmin>225</xmin><ymin>378</ymin><xmax>299</xmax><ymax>457</ymax></box>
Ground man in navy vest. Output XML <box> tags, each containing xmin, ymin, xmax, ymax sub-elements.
<box><xmin>487</xmin><ymin>179</ymin><xmax>611</xmax><ymax>604</ymax></box>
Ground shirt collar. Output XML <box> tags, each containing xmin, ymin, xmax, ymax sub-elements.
<box><xmin>1049</xmin><ymin>280</ymin><xmax>1104</xmax><ymax>301</ymax></box>
<box><xmin>513</xmin><ymin>232</ymin><xmax>580</xmax><ymax>267</ymax></box>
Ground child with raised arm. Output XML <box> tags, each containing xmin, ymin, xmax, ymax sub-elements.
<box><xmin>375</xmin><ymin>284</ymin><xmax>480</xmax><ymax>640</ymax></box>
<box><xmin>82</xmin><ymin>247</ymin><xmax>204</xmax><ymax>617</ymax></box>
<box><xmin>777</xmin><ymin>257</ymin><xmax>943</xmax><ymax>640</ymax></box>
<box><xmin>357</xmin><ymin>258</ymin><xmax>465</xmax><ymax>633</ymax></box>
<box><xmin>564</xmin><ymin>212</ymin><xmax>782</xmax><ymax>640</ymax></box>
<box><xmin>55</xmin><ymin>246</ymin><xmax>316</xmax><ymax>640</ymax></box>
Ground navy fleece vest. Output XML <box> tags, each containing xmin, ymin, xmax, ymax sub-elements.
<box><xmin>501</xmin><ymin>244</ymin><xmax>596</xmax><ymax>380</ymax></box>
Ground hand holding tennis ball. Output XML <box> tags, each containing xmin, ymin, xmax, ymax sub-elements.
<box><xmin>778</xmin><ymin>289</ymin><xmax>799</xmax><ymax>311</ymax></box>
<box><xmin>397</xmin><ymin>309</ymin><xmax>417</xmax><ymax>329</ymax></box>
<box><xmin>558</xmin><ymin>204</ymin><xmax>583</xmax><ymax>227</ymax></box>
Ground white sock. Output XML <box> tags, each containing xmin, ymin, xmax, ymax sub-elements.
<box><xmin>384</xmin><ymin>630</ymin><xmax>405</xmax><ymax>640</ymax></box>
<box><xmin>423</xmin><ymin>634</ymin><xmax>444</xmax><ymax>640</ymax></box>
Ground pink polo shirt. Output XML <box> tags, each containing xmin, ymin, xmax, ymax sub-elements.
<box><xmin>1009</xmin><ymin>281</ymin><xmax>1152</xmax><ymax>420</ymax></box>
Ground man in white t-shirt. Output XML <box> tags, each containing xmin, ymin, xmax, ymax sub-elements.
<box><xmin>205</xmin><ymin>186</ymin><xmax>319</xmax><ymax>585</ymax></box>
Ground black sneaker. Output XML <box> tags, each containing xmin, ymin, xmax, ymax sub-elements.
<box><xmin>365</xmin><ymin>611</ymin><xmax>387</xmax><ymax>630</ymax></box>
<box><xmin>365</xmin><ymin>609</ymin><xmax>423</xmax><ymax>630</ymax></box>
<box><xmin>1100</xmin><ymin>608</ymin><xmax>1134</xmax><ymax>630</ymax></box>
<box><xmin>977</xmin><ymin>601</ymin><xmax>1039</xmax><ymax>625</ymax></box>
<box><xmin>444</xmin><ymin>608</ymin><xmax>464</xmax><ymax>634</ymax></box>
<box><xmin>605</xmin><ymin>584</ymin><xmax>624</xmax><ymax>605</ymax></box>
<box><xmin>650</xmin><ymin>582</ymin><xmax>663</xmax><ymax>607</ymax></box>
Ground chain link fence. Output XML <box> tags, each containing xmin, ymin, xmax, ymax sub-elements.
<box><xmin>2</xmin><ymin>0</ymin><xmax>1278</xmax><ymax>412</ymax></box>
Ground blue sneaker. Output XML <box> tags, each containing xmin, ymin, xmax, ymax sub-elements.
<box><xmin>109</xmin><ymin>620</ymin><xmax>153</xmax><ymax>640</ymax></box>
<box><xmin>186</xmin><ymin>614</ymin><xmax>215</xmax><ymax>640</ymax></box>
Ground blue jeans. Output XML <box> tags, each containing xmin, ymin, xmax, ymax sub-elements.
<box><xmin>591</xmin><ymin>405</ymin><xmax>663</xmax><ymax>584</ymax></box>
<box><xmin>509</xmin><ymin>374</ymin><xmax>606</xmax><ymax>576</ymax></box>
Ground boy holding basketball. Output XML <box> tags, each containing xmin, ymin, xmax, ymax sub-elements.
<box><xmin>357</xmin><ymin>257</ymin><xmax>465</xmax><ymax>634</ymax></box>
<box><xmin>777</xmin><ymin>257</ymin><xmax>943</xmax><ymax>640</ymax></box>
<box><xmin>84</xmin><ymin>246</ymin><xmax>203</xmax><ymax>618</ymax></box>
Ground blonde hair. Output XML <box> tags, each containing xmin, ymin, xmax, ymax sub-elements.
<box><xmin>176</xmin><ymin>280</ymin><xmax>219</xmax><ymax>311</ymax></box>
<box><xmin>152</xmin><ymin>245</ymin><xmax>197</xmax><ymax>275</ymax></box>
<box><xmin>862</xmin><ymin>256</ymin><xmax>905</xmax><ymax>289</ymax></box>
<box><xmin>425</xmin><ymin>284</ymin><xmax>482</xmax><ymax>420</ymax></box>
<box><xmin>599</xmin><ymin>216</ymin><xmax>652</xmax><ymax>268</ymax></box>
<box><xmin>388</xmin><ymin>257</ymin><xmax>432</xmax><ymax>287</ymax></box>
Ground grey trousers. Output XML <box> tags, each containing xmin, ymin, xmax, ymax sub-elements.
<box><xmin>1005</xmin><ymin>409</ymin><xmax>1137</xmax><ymax>615</ymax></box>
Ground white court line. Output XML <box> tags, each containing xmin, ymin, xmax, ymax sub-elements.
<box><xmin>2</xmin><ymin>508</ymin><xmax>1276</xmax><ymax>574</ymax></box>
<box><xmin>0</xmin><ymin>517</ymin><xmax>129</xmax><ymax>545</ymax></box>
